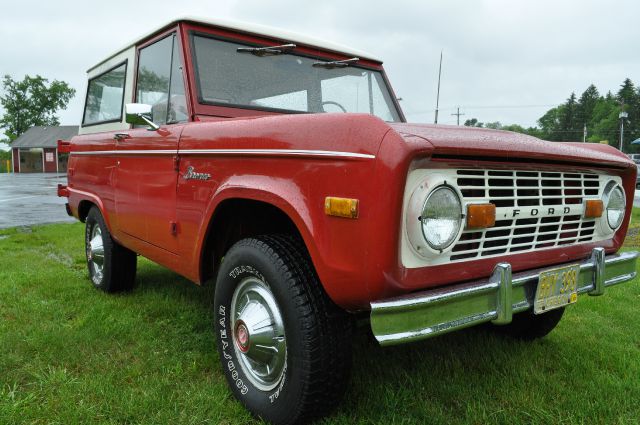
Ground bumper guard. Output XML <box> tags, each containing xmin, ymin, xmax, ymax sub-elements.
<box><xmin>370</xmin><ymin>248</ymin><xmax>639</xmax><ymax>346</ymax></box>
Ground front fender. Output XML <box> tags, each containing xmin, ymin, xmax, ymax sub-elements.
<box><xmin>190</xmin><ymin>170</ymin><xmax>378</xmax><ymax>309</ymax></box>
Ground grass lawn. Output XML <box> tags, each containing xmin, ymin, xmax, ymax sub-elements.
<box><xmin>1</xmin><ymin>214</ymin><xmax>640</xmax><ymax>424</ymax></box>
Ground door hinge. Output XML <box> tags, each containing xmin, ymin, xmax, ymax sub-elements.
<box><xmin>170</xmin><ymin>221</ymin><xmax>178</xmax><ymax>236</ymax></box>
<box><xmin>173</xmin><ymin>155</ymin><xmax>180</xmax><ymax>172</ymax></box>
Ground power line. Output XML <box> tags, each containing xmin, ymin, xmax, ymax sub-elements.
<box><xmin>542</xmin><ymin>129</ymin><xmax>640</xmax><ymax>134</ymax></box>
<box><xmin>413</xmin><ymin>104</ymin><xmax>558</xmax><ymax>115</ymax></box>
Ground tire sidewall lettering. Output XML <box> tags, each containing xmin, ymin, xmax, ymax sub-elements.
<box><xmin>228</xmin><ymin>264</ymin><xmax>266</xmax><ymax>282</ymax></box>
<box><xmin>217</xmin><ymin>303</ymin><xmax>249</xmax><ymax>395</ymax></box>
<box><xmin>218</xmin><ymin>262</ymin><xmax>289</xmax><ymax>403</ymax></box>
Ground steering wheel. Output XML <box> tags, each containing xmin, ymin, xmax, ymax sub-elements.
<box><xmin>321</xmin><ymin>100</ymin><xmax>347</xmax><ymax>113</ymax></box>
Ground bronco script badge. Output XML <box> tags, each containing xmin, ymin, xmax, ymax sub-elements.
<box><xmin>183</xmin><ymin>166</ymin><xmax>211</xmax><ymax>181</ymax></box>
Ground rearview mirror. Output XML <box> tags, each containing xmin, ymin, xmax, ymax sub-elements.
<box><xmin>125</xmin><ymin>103</ymin><xmax>159</xmax><ymax>130</ymax></box>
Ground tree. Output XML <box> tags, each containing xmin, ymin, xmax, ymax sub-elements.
<box><xmin>537</xmin><ymin>105</ymin><xmax>564</xmax><ymax>140</ymax></box>
<box><xmin>616</xmin><ymin>78</ymin><xmax>640</xmax><ymax>151</ymax></box>
<box><xmin>501</xmin><ymin>123</ymin><xmax>526</xmax><ymax>133</ymax></box>
<box><xmin>0</xmin><ymin>75</ymin><xmax>76</xmax><ymax>142</ymax></box>
<box><xmin>558</xmin><ymin>92</ymin><xmax>580</xmax><ymax>141</ymax></box>
<box><xmin>617</xmin><ymin>78</ymin><xmax>636</xmax><ymax>106</ymax></box>
<box><xmin>577</xmin><ymin>84</ymin><xmax>599</xmax><ymax>128</ymax></box>
<box><xmin>463</xmin><ymin>118</ymin><xmax>483</xmax><ymax>127</ymax></box>
<box><xmin>588</xmin><ymin>98</ymin><xmax>619</xmax><ymax>143</ymax></box>
<box><xmin>454</xmin><ymin>79</ymin><xmax>640</xmax><ymax>146</ymax></box>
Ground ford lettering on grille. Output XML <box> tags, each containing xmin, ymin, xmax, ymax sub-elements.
<box><xmin>502</xmin><ymin>206</ymin><xmax>574</xmax><ymax>219</ymax></box>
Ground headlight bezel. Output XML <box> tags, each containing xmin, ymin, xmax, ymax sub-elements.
<box><xmin>602</xmin><ymin>180</ymin><xmax>626</xmax><ymax>231</ymax></box>
<box><xmin>406</xmin><ymin>177</ymin><xmax>464</xmax><ymax>257</ymax></box>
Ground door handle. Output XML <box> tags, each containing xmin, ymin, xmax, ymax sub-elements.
<box><xmin>113</xmin><ymin>133</ymin><xmax>131</xmax><ymax>141</ymax></box>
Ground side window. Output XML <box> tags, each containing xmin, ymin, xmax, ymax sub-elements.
<box><xmin>82</xmin><ymin>62</ymin><xmax>126</xmax><ymax>126</ymax></box>
<box><xmin>136</xmin><ymin>34</ymin><xmax>187</xmax><ymax>125</ymax></box>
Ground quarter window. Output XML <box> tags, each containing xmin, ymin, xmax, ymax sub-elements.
<box><xmin>82</xmin><ymin>62</ymin><xmax>126</xmax><ymax>126</ymax></box>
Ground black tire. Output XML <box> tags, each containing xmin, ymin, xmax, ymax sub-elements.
<box><xmin>493</xmin><ymin>307</ymin><xmax>565</xmax><ymax>340</ymax></box>
<box><xmin>85</xmin><ymin>206</ymin><xmax>137</xmax><ymax>292</ymax></box>
<box><xmin>214</xmin><ymin>235</ymin><xmax>352</xmax><ymax>425</ymax></box>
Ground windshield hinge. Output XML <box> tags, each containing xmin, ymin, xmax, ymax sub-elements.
<box><xmin>236</xmin><ymin>43</ymin><xmax>296</xmax><ymax>57</ymax></box>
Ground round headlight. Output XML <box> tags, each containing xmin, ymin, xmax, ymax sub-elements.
<box><xmin>420</xmin><ymin>186</ymin><xmax>463</xmax><ymax>250</ymax></box>
<box><xmin>604</xmin><ymin>182</ymin><xmax>625</xmax><ymax>230</ymax></box>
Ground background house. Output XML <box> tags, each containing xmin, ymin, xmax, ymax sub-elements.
<box><xmin>11</xmin><ymin>126</ymin><xmax>78</xmax><ymax>173</ymax></box>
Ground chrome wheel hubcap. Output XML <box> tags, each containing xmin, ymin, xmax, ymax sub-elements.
<box><xmin>230</xmin><ymin>277</ymin><xmax>287</xmax><ymax>391</ymax></box>
<box><xmin>88</xmin><ymin>225</ymin><xmax>105</xmax><ymax>284</ymax></box>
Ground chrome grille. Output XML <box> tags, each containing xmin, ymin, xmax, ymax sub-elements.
<box><xmin>451</xmin><ymin>170</ymin><xmax>601</xmax><ymax>261</ymax></box>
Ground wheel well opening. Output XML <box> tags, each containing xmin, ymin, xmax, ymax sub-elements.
<box><xmin>77</xmin><ymin>200</ymin><xmax>95</xmax><ymax>222</ymax></box>
<box><xmin>201</xmin><ymin>199</ymin><xmax>302</xmax><ymax>284</ymax></box>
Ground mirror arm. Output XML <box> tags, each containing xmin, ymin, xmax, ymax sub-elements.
<box><xmin>139</xmin><ymin>114</ymin><xmax>160</xmax><ymax>131</ymax></box>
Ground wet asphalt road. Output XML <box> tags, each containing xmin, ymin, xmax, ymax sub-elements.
<box><xmin>0</xmin><ymin>173</ymin><xmax>639</xmax><ymax>229</ymax></box>
<box><xmin>0</xmin><ymin>173</ymin><xmax>76</xmax><ymax>229</ymax></box>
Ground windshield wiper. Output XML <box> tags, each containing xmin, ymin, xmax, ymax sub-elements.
<box><xmin>236</xmin><ymin>43</ymin><xmax>296</xmax><ymax>57</ymax></box>
<box><xmin>312</xmin><ymin>57</ymin><xmax>360</xmax><ymax>69</ymax></box>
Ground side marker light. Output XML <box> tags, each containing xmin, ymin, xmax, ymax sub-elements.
<box><xmin>325</xmin><ymin>197</ymin><xmax>359</xmax><ymax>219</ymax></box>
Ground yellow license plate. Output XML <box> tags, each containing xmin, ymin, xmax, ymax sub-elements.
<box><xmin>534</xmin><ymin>264</ymin><xmax>580</xmax><ymax>314</ymax></box>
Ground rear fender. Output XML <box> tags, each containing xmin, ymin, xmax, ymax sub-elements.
<box><xmin>69</xmin><ymin>188</ymin><xmax>111</xmax><ymax>229</ymax></box>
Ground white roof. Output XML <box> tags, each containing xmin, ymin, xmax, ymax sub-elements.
<box><xmin>88</xmin><ymin>15</ymin><xmax>381</xmax><ymax>72</ymax></box>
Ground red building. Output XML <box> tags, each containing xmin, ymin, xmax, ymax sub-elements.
<box><xmin>11</xmin><ymin>126</ymin><xmax>78</xmax><ymax>173</ymax></box>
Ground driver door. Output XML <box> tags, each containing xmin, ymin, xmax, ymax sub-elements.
<box><xmin>115</xmin><ymin>32</ymin><xmax>188</xmax><ymax>254</ymax></box>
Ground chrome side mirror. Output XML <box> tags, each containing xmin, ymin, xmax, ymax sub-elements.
<box><xmin>125</xmin><ymin>103</ymin><xmax>159</xmax><ymax>130</ymax></box>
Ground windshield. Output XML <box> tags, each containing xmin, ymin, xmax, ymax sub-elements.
<box><xmin>191</xmin><ymin>34</ymin><xmax>401</xmax><ymax>122</ymax></box>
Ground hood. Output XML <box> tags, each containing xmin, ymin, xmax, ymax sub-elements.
<box><xmin>389</xmin><ymin>123</ymin><xmax>633</xmax><ymax>169</ymax></box>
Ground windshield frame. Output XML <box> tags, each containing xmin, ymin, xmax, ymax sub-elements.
<box><xmin>186</xmin><ymin>29</ymin><xmax>405</xmax><ymax>122</ymax></box>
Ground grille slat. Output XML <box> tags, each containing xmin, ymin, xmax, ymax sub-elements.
<box><xmin>458</xmin><ymin>225</ymin><xmax>594</xmax><ymax>245</ymax></box>
<box><xmin>452</xmin><ymin>234</ymin><xmax>595</xmax><ymax>256</ymax></box>
<box><xmin>454</xmin><ymin>169</ymin><xmax>602</xmax><ymax>260</ymax></box>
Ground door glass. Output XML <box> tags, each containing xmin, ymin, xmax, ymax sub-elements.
<box><xmin>137</xmin><ymin>34</ymin><xmax>187</xmax><ymax>125</ymax></box>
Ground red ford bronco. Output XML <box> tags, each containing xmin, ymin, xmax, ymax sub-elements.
<box><xmin>58</xmin><ymin>16</ymin><xmax>639</xmax><ymax>424</ymax></box>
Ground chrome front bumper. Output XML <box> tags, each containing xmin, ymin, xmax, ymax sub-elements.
<box><xmin>370</xmin><ymin>248</ymin><xmax>639</xmax><ymax>346</ymax></box>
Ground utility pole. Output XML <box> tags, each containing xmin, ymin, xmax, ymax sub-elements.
<box><xmin>583</xmin><ymin>123</ymin><xmax>587</xmax><ymax>143</ymax></box>
<box><xmin>434</xmin><ymin>50</ymin><xmax>443</xmax><ymax>124</ymax></box>
<box><xmin>619</xmin><ymin>111</ymin><xmax>628</xmax><ymax>152</ymax></box>
<box><xmin>451</xmin><ymin>107</ymin><xmax>465</xmax><ymax>126</ymax></box>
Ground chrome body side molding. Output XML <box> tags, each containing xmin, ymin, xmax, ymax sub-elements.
<box><xmin>70</xmin><ymin>149</ymin><xmax>375</xmax><ymax>160</ymax></box>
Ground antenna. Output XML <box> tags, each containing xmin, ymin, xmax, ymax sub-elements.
<box><xmin>434</xmin><ymin>50</ymin><xmax>443</xmax><ymax>124</ymax></box>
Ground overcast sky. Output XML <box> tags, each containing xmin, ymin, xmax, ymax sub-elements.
<box><xmin>1</xmin><ymin>0</ymin><xmax>638</xmax><ymax>128</ymax></box>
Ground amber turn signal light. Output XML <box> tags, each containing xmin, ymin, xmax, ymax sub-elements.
<box><xmin>325</xmin><ymin>197</ymin><xmax>359</xmax><ymax>219</ymax></box>
<box><xmin>466</xmin><ymin>203</ymin><xmax>496</xmax><ymax>229</ymax></box>
<box><xmin>584</xmin><ymin>199</ymin><xmax>603</xmax><ymax>218</ymax></box>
